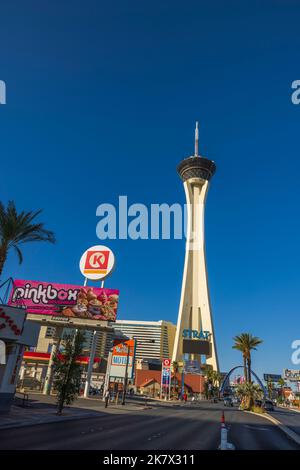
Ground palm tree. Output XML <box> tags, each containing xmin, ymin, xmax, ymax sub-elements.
<box><xmin>232</xmin><ymin>334</ymin><xmax>249</xmax><ymax>382</ymax></box>
<box><xmin>267</xmin><ymin>379</ymin><xmax>274</xmax><ymax>400</ymax></box>
<box><xmin>232</xmin><ymin>333</ymin><xmax>263</xmax><ymax>383</ymax></box>
<box><xmin>0</xmin><ymin>201</ymin><xmax>55</xmax><ymax>277</ymax></box>
<box><xmin>171</xmin><ymin>361</ymin><xmax>179</xmax><ymax>398</ymax></box>
<box><xmin>278</xmin><ymin>378</ymin><xmax>286</xmax><ymax>403</ymax></box>
<box><xmin>203</xmin><ymin>367</ymin><xmax>215</xmax><ymax>399</ymax></box>
<box><xmin>172</xmin><ymin>361</ymin><xmax>179</xmax><ymax>374</ymax></box>
<box><xmin>211</xmin><ymin>370</ymin><xmax>222</xmax><ymax>398</ymax></box>
<box><xmin>236</xmin><ymin>382</ymin><xmax>263</xmax><ymax>410</ymax></box>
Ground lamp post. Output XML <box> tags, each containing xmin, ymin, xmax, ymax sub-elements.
<box><xmin>121</xmin><ymin>342</ymin><xmax>131</xmax><ymax>405</ymax></box>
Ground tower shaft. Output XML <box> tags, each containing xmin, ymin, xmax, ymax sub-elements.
<box><xmin>172</xmin><ymin>154</ymin><xmax>219</xmax><ymax>371</ymax></box>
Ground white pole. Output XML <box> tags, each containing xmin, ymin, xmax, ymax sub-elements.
<box><xmin>101</xmin><ymin>280</ymin><xmax>105</xmax><ymax>288</ymax></box>
<box><xmin>83</xmin><ymin>330</ymin><xmax>98</xmax><ymax>398</ymax></box>
<box><xmin>43</xmin><ymin>326</ymin><xmax>63</xmax><ymax>395</ymax></box>
<box><xmin>103</xmin><ymin>350</ymin><xmax>113</xmax><ymax>400</ymax></box>
<box><xmin>194</xmin><ymin>121</ymin><xmax>199</xmax><ymax>157</ymax></box>
<box><xmin>83</xmin><ymin>277</ymin><xmax>88</xmax><ymax>287</ymax></box>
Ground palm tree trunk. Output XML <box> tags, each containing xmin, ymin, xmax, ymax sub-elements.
<box><xmin>0</xmin><ymin>244</ymin><xmax>8</xmax><ymax>278</ymax></box>
<box><xmin>243</xmin><ymin>356</ymin><xmax>248</xmax><ymax>383</ymax></box>
<box><xmin>248</xmin><ymin>357</ymin><xmax>252</xmax><ymax>383</ymax></box>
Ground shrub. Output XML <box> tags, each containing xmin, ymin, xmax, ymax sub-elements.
<box><xmin>251</xmin><ymin>405</ymin><xmax>265</xmax><ymax>414</ymax></box>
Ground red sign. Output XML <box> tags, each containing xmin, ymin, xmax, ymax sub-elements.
<box><xmin>163</xmin><ymin>358</ymin><xmax>171</xmax><ymax>368</ymax></box>
<box><xmin>79</xmin><ymin>245</ymin><xmax>115</xmax><ymax>281</ymax></box>
<box><xmin>0</xmin><ymin>305</ymin><xmax>26</xmax><ymax>339</ymax></box>
<box><xmin>84</xmin><ymin>250</ymin><xmax>110</xmax><ymax>275</ymax></box>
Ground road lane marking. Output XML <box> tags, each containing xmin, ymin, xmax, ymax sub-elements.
<box><xmin>243</xmin><ymin>424</ymin><xmax>270</xmax><ymax>431</ymax></box>
<box><xmin>147</xmin><ymin>432</ymin><xmax>165</xmax><ymax>441</ymax></box>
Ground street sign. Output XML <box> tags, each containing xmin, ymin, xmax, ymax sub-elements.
<box><xmin>110</xmin><ymin>338</ymin><xmax>136</xmax><ymax>379</ymax></box>
<box><xmin>162</xmin><ymin>368</ymin><xmax>171</xmax><ymax>386</ymax></box>
<box><xmin>184</xmin><ymin>360</ymin><xmax>201</xmax><ymax>374</ymax></box>
<box><xmin>161</xmin><ymin>358</ymin><xmax>171</xmax><ymax>399</ymax></box>
<box><xmin>79</xmin><ymin>245</ymin><xmax>115</xmax><ymax>281</ymax></box>
<box><xmin>284</xmin><ymin>369</ymin><xmax>300</xmax><ymax>382</ymax></box>
<box><xmin>163</xmin><ymin>358</ymin><xmax>171</xmax><ymax>368</ymax></box>
<box><xmin>263</xmin><ymin>374</ymin><xmax>282</xmax><ymax>382</ymax></box>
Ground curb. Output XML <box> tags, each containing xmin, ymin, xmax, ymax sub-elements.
<box><xmin>278</xmin><ymin>405</ymin><xmax>300</xmax><ymax>414</ymax></box>
<box><xmin>244</xmin><ymin>410</ymin><xmax>300</xmax><ymax>447</ymax></box>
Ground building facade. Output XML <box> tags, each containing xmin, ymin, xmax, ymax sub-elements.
<box><xmin>21</xmin><ymin>319</ymin><xmax>176</xmax><ymax>388</ymax></box>
<box><xmin>110</xmin><ymin>320</ymin><xmax>176</xmax><ymax>362</ymax></box>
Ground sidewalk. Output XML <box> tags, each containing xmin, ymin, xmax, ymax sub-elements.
<box><xmin>278</xmin><ymin>404</ymin><xmax>300</xmax><ymax>414</ymax></box>
<box><xmin>0</xmin><ymin>393</ymin><xmax>155</xmax><ymax>430</ymax></box>
<box><xmin>0</xmin><ymin>398</ymin><xmax>103</xmax><ymax>430</ymax></box>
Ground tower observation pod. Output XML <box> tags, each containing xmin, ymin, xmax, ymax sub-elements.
<box><xmin>172</xmin><ymin>123</ymin><xmax>219</xmax><ymax>371</ymax></box>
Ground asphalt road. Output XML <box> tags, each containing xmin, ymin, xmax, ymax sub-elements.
<box><xmin>0</xmin><ymin>400</ymin><xmax>299</xmax><ymax>450</ymax></box>
<box><xmin>270</xmin><ymin>407</ymin><xmax>300</xmax><ymax>435</ymax></box>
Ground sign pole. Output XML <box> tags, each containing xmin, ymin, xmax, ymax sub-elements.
<box><xmin>122</xmin><ymin>343</ymin><xmax>130</xmax><ymax>405</ymax></box>
<box><xmin>43</xmin><ymin>326</ymin><xmax>63</xmax><ymax>395</ymax></box>
<box><xmin>103</xmin><ymin>349</ymin><xmax>112</xmax><ymax>400</ymax></box>
<box><xmin>181</xmin><ymin>365</ymin><xmax>185</xmax><ymax>398</ymax></box>
<box><xmin>83</xmin><ymin>330</ymin><xmax>98</xmax><ymax>398</ymax></box>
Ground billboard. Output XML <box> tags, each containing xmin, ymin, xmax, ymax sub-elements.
<box><xmin>183</xmin><ymin>339</ymin><xmax>211</xmax><ymax>355</ymax></box>
<box><xmin>9</xmin><ymin>280</ymin><xmax>119</xmax><ymax>322</ymax></box>
<box><xmin>263</xmin><ymin>374</ymin><xmax>282</xmax><ymax>382</ymax></box>
<box><xmin>284</xmin><ymin>369</ymin><xmax>300</xmax><ymax>382</ymax></box>
<box><xmin>184</xmin><ymin>360</ymin><xmax>201</xmax><ymax>374</ymax></box>
<box><xmin>110</xmin><ymin>338</ymin><xmax>136</xmax><ymax>379</ymax></box>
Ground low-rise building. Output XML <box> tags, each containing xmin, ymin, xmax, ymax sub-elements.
<box><xmin>134</xmin><ymin>369</ymin><xmax>205</xmax><ymax>397</ymax></box>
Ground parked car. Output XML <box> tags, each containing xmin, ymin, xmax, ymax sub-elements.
<box><xmin>224</xmin><ymin>396</ymin><xmax>233</xmax><ymax>407</ymax></box>
<box><xmin>263</xmin><ymin>399</ymin><xmax>274</xmax><ymax>411</ymax></box>
<box><xmin>89</xmin><ymin>386</ymin><xmax>101</xmax><ymax>396</ymax></box>
<box><xmin>255</xmin><ymin>399</ymin><xmax>274</xmax><ymax>411</ymax></box>
<box><xmin>232</xmin><ymin>396</ymin><xmax>240</xmax><ymax>406</ymax></box>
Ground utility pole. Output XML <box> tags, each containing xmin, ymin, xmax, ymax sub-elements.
<box><xmin>121</xmin><ymin>343</ymin><xmax>131</xmax><ymax>406</ymax></box>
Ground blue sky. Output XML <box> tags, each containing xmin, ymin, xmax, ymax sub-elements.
<box><xmin>1</xmin><ymin>1</ymin><xmax>300</xmax><ymax>379</ymax></box>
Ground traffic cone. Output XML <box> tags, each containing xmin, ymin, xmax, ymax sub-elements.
<box><xmin>219</xmin><ymin>411</ymin><xmax>228</xmax><ymax>450</ymax></box>
<box><xmin>219</xmin><ymin>411</ymin><xmax>235</xmax><ymax>450</ymax></box>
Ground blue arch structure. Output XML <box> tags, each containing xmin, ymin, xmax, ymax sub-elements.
<box><xmin>220</xmin><ymin>365</ymin><xmax>267</xmax><ymax>398</ymax></box>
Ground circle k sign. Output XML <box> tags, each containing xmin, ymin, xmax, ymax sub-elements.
<box><xmin>79</xmin><ymin>245</ymin><xmax>115</xmax><ymax>281</ymax></box>
<box><xmin>163</xmin><ymin>358</ymin><xmax>171</xmax><ymax>368</ymax></box>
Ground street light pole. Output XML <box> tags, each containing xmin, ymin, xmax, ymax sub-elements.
<box><xmin>121</xmin><ymin>342</ymin><xmax>131</xmax><ymax>406</ymax></box>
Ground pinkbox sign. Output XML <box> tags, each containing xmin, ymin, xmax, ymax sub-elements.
<box><xmin>9</xmin><ymin>279</ymin><xmax>119</xmax><ymax>322</ymax></box>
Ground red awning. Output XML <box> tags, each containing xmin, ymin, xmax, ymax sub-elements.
<box><xmin>23</xmin><ymin>351</ymin><xmax>101</xmax><ymax>364</ymax></box>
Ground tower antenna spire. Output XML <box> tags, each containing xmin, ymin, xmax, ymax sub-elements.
<box><xmin>194</xmin><ymin>121</ymin><xmax>199</xmax><ymax>157</ymax></box>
